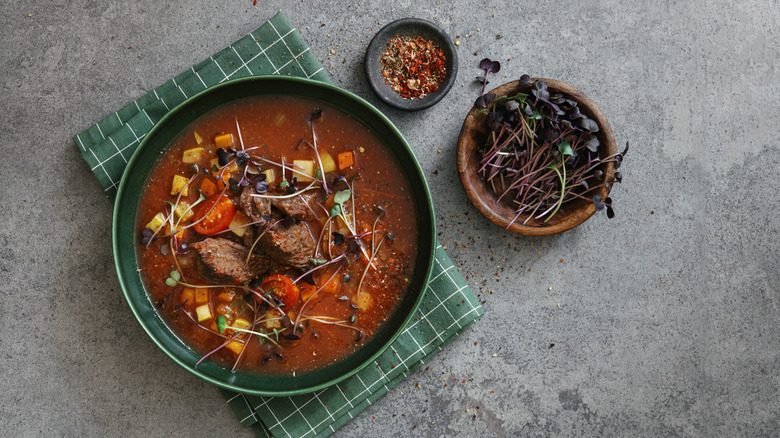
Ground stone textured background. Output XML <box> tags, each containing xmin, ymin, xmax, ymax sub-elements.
<box><xmin>1</xmin><ymin>0</ymin><xmax>778</xmax><ymax>436</ymax></box>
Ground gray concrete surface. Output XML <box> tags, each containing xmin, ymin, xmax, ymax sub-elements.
<box><xmin>1</xmin><ymin>0</ymin><xmax>778</xmax><ymax>436</ymax></box>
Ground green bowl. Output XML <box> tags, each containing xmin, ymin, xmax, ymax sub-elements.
<box><xmin>113</xmin><ymin>76</ymin><xmax>436</xmax><ymax>396</ymax></box>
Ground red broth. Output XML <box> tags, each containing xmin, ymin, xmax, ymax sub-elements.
<box><xmin>136</xmin><ymin>96</ymin><xmax>418</xmax><ymax>375</ymax></box>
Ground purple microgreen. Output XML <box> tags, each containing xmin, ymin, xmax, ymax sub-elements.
<box><xmin>216</xmin><ymin>148</ymin><xmax>232</xmax><ymax>166</ymax></box>
<box><xmin>281</xmin><ymin>332</ymin><xmax>300</xmax><ymax>341</ymax></box>
<box><xmin>255</xmin><ymin>180</ymin><xmax>269</xmax><ymax>193</ymax></box>
<box><xmin>332</xmin><ymin>175</ymin><xmax>348</xmax><ymax>186</ymax></box>
<box><xmin>308</xmin><ymin>109</ymin><xmax>330</xmax><ymax>195</ymax></box>
<box><xmin>235</xmin><ymin>150</ymin><xmax>249</xmax><ymax>165</ymax></box>
<box><xmin>479</xmin><ymin>57</ymin><xmax>501</xmax><ymax>74</ymax></box>
<box><xmin>585</xmin><ymin>137</ymin><xmax>600</xmax><ymax>152</ymax></box>
<box><xmin>517</xmin><ymin>74</ymin><xmax>532</xmax><ymax>87</ymax></box>
<box><xmin>332</xmin><ymin>232</ymin><xmax>345</xmax><ymax>245</ymax></box>
<box><xmin>605</xmin><ymin>197</ymin><xmax>615</xmax><ymax>218</ymax></box>
<box><xmin>576</xmin><ymin>116</ymin><xmax>600</xmax><ymax>132</ymax></box>
<box><xmin>474</xmin><ymin>93</ymin><xmax>496</xmax><ymax>109</ymax></box>
<box><xmin>614</xmin><ymin>172</ymin><xmax>622</xmax><ymax>183</ymax></box>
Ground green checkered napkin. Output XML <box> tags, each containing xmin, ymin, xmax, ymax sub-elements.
<box><xmin>74</xmin><ymin>11</ymin><xmax>484</xmax><ymax>438</ymax></box>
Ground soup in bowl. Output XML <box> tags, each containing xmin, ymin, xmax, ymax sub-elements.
<box><xmin>113</xmin><ymin>77</ymin><xmax>435</xmax><ymax>396</ymax></box>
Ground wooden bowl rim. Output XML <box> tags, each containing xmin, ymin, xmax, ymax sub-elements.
<box><xmin>456</xmin><ymin>78</ymin><xmax>617</xmax><ymax>236</ymax></box>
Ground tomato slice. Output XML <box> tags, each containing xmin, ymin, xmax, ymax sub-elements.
<box><xmin>192</xmin><ymin>194</ymin><xmax>235</xmax><ymax>235</ymax></box>
<box><xmin>260</xmin><ymin>274</ymin><xmax>300</xmax><ymax>309</ymax></box>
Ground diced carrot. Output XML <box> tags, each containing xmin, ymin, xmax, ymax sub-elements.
<box><xmin>320</xmin><ymin>273</ymin><xmax>341</xmax><ymax>294</ymax></box>
<box><xmin>200</xmin><ymin>178</ymin><xmax>218</xmax><ymax>197</ymax></box>
<box><xmin>215</xmin><ymin>133</ymin><xmax>233</xmax><ymax>149</ymax></box>
<box><xmin>216</xmin><ymin>290</ymin><xmax>236</xmax><ymax>302</ymax></box>
<box><xmin>195</xmin><ymin>289</ymin><xmax>210</xmax><ymax>305</ymax></box>
<box><xmin>180</xmin><ymin>288</ymin><xmax>195</xmax><ymax>305</ymax></box>
<box><xmin>299</xmin><ymin>283</ymin><xmax>318</xmax><ymax>302</ymax></box>
<box><xmin>337</xmin><ymin>151</ymin><xmax>355</xmax><ymax>171</ymax></box>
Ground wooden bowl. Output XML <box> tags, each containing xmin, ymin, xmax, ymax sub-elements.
<box><xmin>456</xmin><ymin>78</ymin><xmax>617</xmax><ymax>236</ymax></box>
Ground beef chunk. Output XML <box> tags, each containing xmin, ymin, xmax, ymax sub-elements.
<box><xmin>190</xmin><ymin>238</ymin><xmax>256</xmax><ymax>284</ymax></box>
<box><xmin>239</xmin><ymin>186</ymin><xmax>271</xmax><ymax>223</ymax></box>
<box><xmin>271</xmin><ymin>192</ymin><xmax>317</xmax><ymax>220</ymax></box>
<box><xmin>259</xmin><ymin>222</ymin><xmax>316</xmax><ymax>269</ymax></box>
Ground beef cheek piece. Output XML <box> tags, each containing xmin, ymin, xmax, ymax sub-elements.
<box><xmin>190</xmin><ymin>237</ymin><xmax>258</xmax><ymax>284</ymax></box>
<box><xmin>271</xmin><ymin>192</ymin><xmax>316</xmax><ymax>220</ymax></box>
<box><xmin>239</xmin><ymin>186</ymin><xmax>272</xmax><ymax>223</ymax></box>
<box><xmin>259</xmin><ymin>222</ymin><xmax>316</xmax><ymax>269</ymax></box>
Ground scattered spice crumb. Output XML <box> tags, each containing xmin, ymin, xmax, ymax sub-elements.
<box><xmin>560</xmin><ymin>258</ymin><xmax>564</xmax><ymax>263</ymax></box>
<box><xmin>455</xmin><ymin>41</ymin><xmax>460</xmax><ymax>46</ymax></box>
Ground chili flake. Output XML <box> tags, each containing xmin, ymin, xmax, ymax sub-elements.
<box><xmin>380</xmin><ymin>35</ymin><xmax>447</xmax><ymax>100</ymax></box>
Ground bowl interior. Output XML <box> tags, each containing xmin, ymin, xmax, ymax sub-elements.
<box><xmin>113</xmin><ymin>77</ymin><xmax>436</xmax><ymax>396</ymax></box>
<box><xmin>365</xmin><ymin>18</ymin><xmax>458</xmax><ymax>111</ymax></box>
<box><xmin>456</xmin><ymin>78</ymin><xmax>617</xmax><ymax>236</ymax></box>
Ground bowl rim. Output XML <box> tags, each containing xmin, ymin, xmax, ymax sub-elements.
<box><xmin>456</xmin><ymin>78</ymin><xmax>617</xmax><ymax>236</ymax></box>
<box><xmin>112</xmin><ymin>76</ymin><xmax>436</xmax><ymax>396</ymax></box>
<box><xmin>364</xmin><ymin>17</ymin><xmax>458</xmax><ymax>111</ymax></box>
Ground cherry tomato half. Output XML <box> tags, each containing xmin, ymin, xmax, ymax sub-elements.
<box><xmin>193</xmin><ymin>194</ymin><xmax>235</xmax><ymax>235</ymax></box>
<box><xmin>260</xmin><ymin>274</ymin><xmax>300</xmax><ymax>309</ymax></box>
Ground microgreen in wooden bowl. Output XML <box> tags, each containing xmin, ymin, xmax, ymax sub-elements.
<box><xmin>457</xmin><ymin>59</ymin><xmax>628</xmax><ymax>236</ymax></box>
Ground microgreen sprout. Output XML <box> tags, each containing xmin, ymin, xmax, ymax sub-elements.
<box><xmin>472</xmin><ymin>65</ymin><xmax>628</xmax><ymax>226</ymax></box>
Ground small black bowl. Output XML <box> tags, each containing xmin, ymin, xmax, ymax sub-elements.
<box><xmin>365</xmin><ymin>18</ymin><xmax>458</xmax><ymax>111</ymax></box>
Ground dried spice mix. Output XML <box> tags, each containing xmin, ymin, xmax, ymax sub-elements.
<box><xmin>380</xmin><ymin>36</ymin><xmax>446</xmax><ymax>100</ymax></box>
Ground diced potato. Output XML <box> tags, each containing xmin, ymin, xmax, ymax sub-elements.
<box><xmin>263</xmin><ymin>168</ymin><xmax>276</xmax><ymax>184</ymax></box>
<box><xmin>193</xmin><ymin>131</ymin><xmax>203</xmax><ymax>145</ymax></box>
<box><xmin>216</xmin><ymin>290</ymin><xmax>236</xmax><ymax>302</ymax></box>
<box><xmin>229</xmin><ymin>211</ymin><xmax>249</xmax><ymax>237</ymax></box>
<box><xmin>224</xmin><ymin>340</ymin><xmax>245</xmax><ymax>355</ymax></box>
<box><xmin>351</xmin><ymin>293</ymin><xmax>374</xmax><ymax>311</ymax></box>
<box><xmin>293</xmin><ymin>160</ymin><xmax>315</xmax><ymax>182</ymax></box>
<box><xmin>319</xmin><ymin>152</ymin><xmax>336</xmax><ymax>173</ymax></box>
<box><xmin>233</xmin><ymin>318</ymin><xmax>251</xmax><ymax>330</ymax></box>
<box><xmin>171</xmin><ymin>175</ymin><xmax>190</xmax><ymax>197</ymax></box>
<box><xmin>209</xmin><ymin>157</ymin><xmax>219</xmax><ymax>170</ymax></box>
<box><xmin>195</xmin><ymin>289</ymin><xmax>210</xmax><ymax>305</ymax></box>
<box><xmin>174</xmin><ymin>201</ymin><xmax>194</xmax><ymax>222</ymax></box>
<box><xmin>195</xmin><ymin>304</ymin><xmax>212</xmax><ymax>322</ymax></box>
<box><xmin>273</xmin><ymin>113</ymin><xmax>286</xmax><ymax>127</ymax></box>
<box><xmin>265</xmin><ymin>311</ymin><xmax>282</xmax><ymax>329</ymax></box>
<box><xmin>182</xmin><ymin>147</ymin><xmax>203</xmax><ymax>164</ymax></box>
<box><xmin>180</xmin><ymin>288</ymin><xmax>195</xmax><ymax>305</ymax></box>
<box><xmin>214</xmin><ymin>133</ymin><xmax>233</xmax><ymax>148</ymax></box>
<box><xmin>145</xmin><ymin>212</ymin><xmax>166</xmax><ymax>232</ymax></box>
